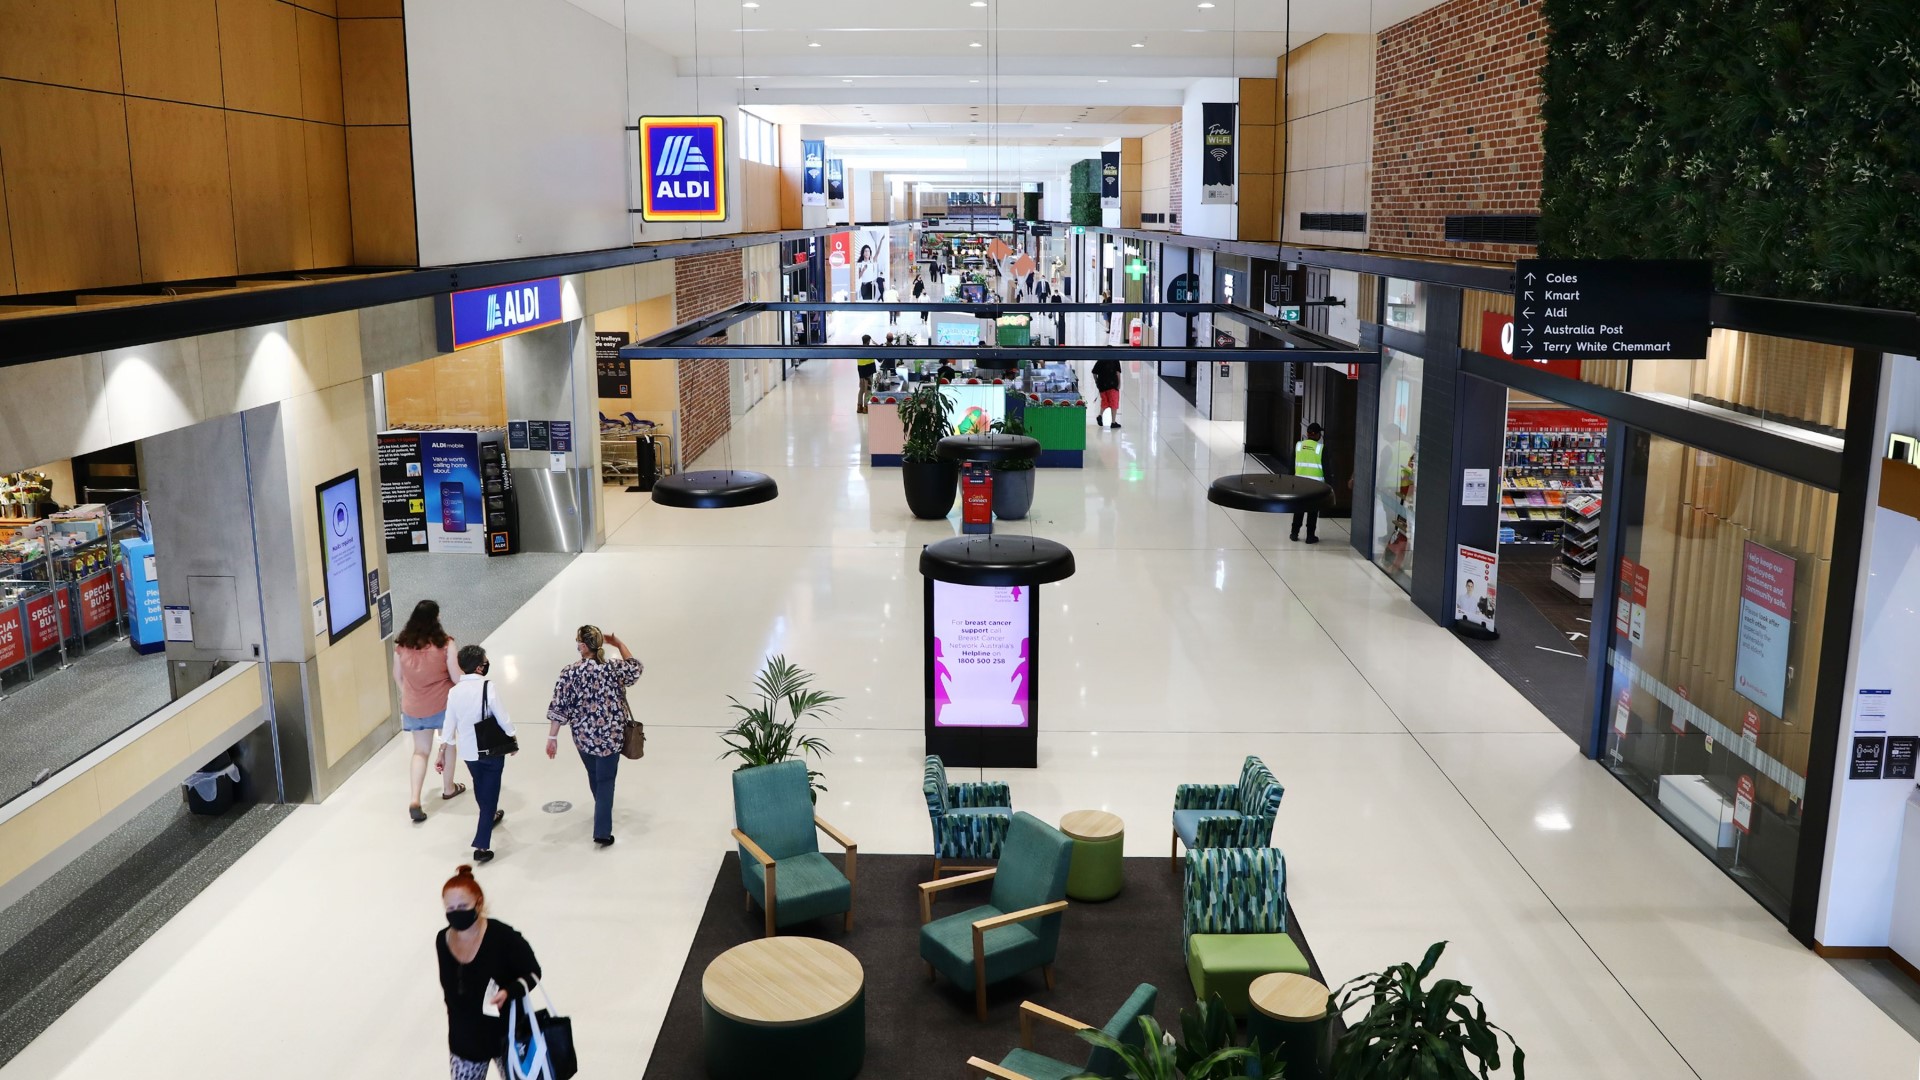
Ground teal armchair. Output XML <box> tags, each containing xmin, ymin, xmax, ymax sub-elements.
<box><xmin>926</xmin><ymin>755</ymin><xmax>1015</xmax><ymax>878</ymax></box>
<box><xmin>965</xmin><ymin>984</ymin><xmax>1158</xmax><ymax>1080</ymax></box>
<box><xmin>1170</xmin><ymin>755</ymin><xmax>1282</xmax><ymax>866</ymax></box>
<box><xmin>731</xmin><ymin>759</ymin><xmax>857</xmax><ymax>938</ymax></box>
<box><xmin>1183</xmin><ymin>847</ymin><xmax>1308</xmax><ymax>1017</ymax></box>
<box><xmin>919</xmin><ymin>811</ymin><xmax>1074</xmax><ymax>1020</ymax></box>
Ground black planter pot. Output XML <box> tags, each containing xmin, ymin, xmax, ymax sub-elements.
<box><xmin>902</xmin><ymin>460</ymin><xmax>960</xmax><ymax>519</ymax></box>
<box><xmin>991</xmin><ymin>468</ymin><xmax>1035</xmax><ymax>519</ymax></box>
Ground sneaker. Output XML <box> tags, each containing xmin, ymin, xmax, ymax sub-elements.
<box><xmin>593</xmin><ymin>835</ymin><xmax>616</xmax><ymax>848</ymax></box>
<box><xmin>492</xmin><ymin>810</ymin><xmax>505</xmax><ymax>826</ymax></box>
<box><xmin>1109</xmin><ymin>420</ymin><xmax>1121</xmax><ymax>429</ymax></box>
<box><xmin>473</xmin><ymin>848</ymin><xmax>494</xmax><ymax>864</ymax></box>
<box><xmin>1096</xmin><ymin>415</ymin><xmax>1106</xmax><ymax>428</ymax></box>
<box><xmin>409</xmin><ymin>804</ymin><xmax>427</xmax><ymax>823</ymax></box>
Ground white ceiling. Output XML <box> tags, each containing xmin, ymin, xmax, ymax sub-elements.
<box><xmin>566</xmin><ymin>0</ymin><xmax>1446</xmax><ymax>182</ymax></box>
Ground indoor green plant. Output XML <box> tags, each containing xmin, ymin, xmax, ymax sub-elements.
<box><xmin>718</xmin><ymin>655</ymin><xmax>841</xmax><ymax>797</ymax></box>
<box><xmin>1327</xmin><ymin>941</ymin><xmax>1525</xmax><ymax>1079</ymax></box>
<box><xmin>898</xmin><ymin>382</ymin><xmax>959</xmax><ymax>519</ymax></box>
<box><xmin>1069</xmin><ymin>995</ymin><xmax>1284</xmax><ymax>1080</ymax></box>
<box><xmin>989</xmin><ymin>410</ymin><xmax>1037</xmax><ymax>520</ymax></box>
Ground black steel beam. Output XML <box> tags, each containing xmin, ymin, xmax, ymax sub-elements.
<box><xmin>622</xmin><ymin>344</ymin><xmax>1371</xmax><ymax>364</ymax></box>
<box><xmin>1711</xmin><ymin>292</ymin><xmax>1920</xmax><ymax>355</ymax></box>
<box><xmin>0</xmin><ymin>226</ymin><xmax>848</xmax><ymax>370</ymax></box>
<box><xmin>1458</xmin><ymin>348</ymin><xmax>1844</xmax><ymax>491</ymax></box>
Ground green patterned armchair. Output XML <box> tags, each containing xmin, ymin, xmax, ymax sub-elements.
<box><xmin>1183</xmin><ymin>847</ymin><xmax>1309</xmax><ymax>1017</ymax></box>
<box><xmin>1170</xmin><ymin>755</ymin><xmax>1282</xmax><ymax>865</ymax></box>
<box><xmin>919</xmin><ymin>812</ymin><xmax>1075</xmax><ymax>1021</ymax></box>
<box><xmin>926</xmin><ymin>755</ymin><xmax>1015</xmax><ymax>878</ymax></box>
<box><xmin>731</xmin><ymin>759</ymin><xmax>857</xmax><ymax>938</ymax></box>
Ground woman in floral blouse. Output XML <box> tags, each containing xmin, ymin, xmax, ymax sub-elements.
<box><xmin>545</xmin><ymin>625</ymin><xmax>643</xmax><ymax>846</ymax></box>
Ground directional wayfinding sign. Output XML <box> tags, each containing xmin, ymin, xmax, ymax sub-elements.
<box><xmin>1512</xmin><ymin>260</ymin><xmax>1711</xmax><ymax>362</ymax></box>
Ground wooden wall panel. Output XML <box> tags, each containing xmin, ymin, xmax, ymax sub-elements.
<box><xmin>305</xmin><ymin>122</ymin><xmax>352</xmax><ymax>267</ymax></box>
<box><xmin>346</xmin><ymin>125</ymin><xmax>416</xmax><ymax>265</ymax></box>
<box><xmin>0</xmin><ymin>150</ymin><xmax>14</xmax><ymax>295</ymax></box>
<box><xmin>0</xmin><ymin>80</ymin><xmax>140</xmax><ymax>293</ymax></box>
<box><xmin>226</xmin><ymin>112</ymin><xmax>313</xmax><ymax>273</ymax></box>
<box><xmin>287</xmin><ymin>0</ymin><xmax>335</xmax><ymax>14</ymax></box>
<box><xmin>218</xmin><ymin>0</ymin><xmax>303</xmax><ymax>118</ymax></box>
<box><xmin>338</xmin><ymin>17</ymin><xmax>408</xmax><ymax>126</ymax></box>
<box><xmin>295</xmin><ymin>6</ymin><xmax>344</xmax><ymax>124</ymax></box>
<box><xmin>127</xmin><ymin>99</ymin><xmax>237</xmax><ymax>282</ymax></box>
<box><xmin>337</xmin><ymin>0</ymin><xmax>400</xmax><ymax>15</ymax></box>
<box><xmin>0</xmin><ymin>0</ymin><xmax>123</xmax><ymax>92</ymax></box>
<box><xmin>118</xmin><ymin>0</ymin><xmax>223</xmax><ymax>106</ymax></box>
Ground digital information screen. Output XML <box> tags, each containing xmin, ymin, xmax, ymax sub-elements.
<box><xmin>316</xmin><ymin>470</ymin><xmax>371</xmax><ymax>642</ymax></box>
<box><xmin>931</xmin><ymin>580</ymin><xmax>1031</xmax><ymax>728</ymax></box>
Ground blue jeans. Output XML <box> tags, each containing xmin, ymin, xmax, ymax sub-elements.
<box><xmin>578</xmin><ymin>750</ymin><xmax>619</xmax><ymax>838</ymax></box>
<box><xmin>466</xmin><ymin>755</ymin><xmax>505</xmax><ymax>850</ymax></box>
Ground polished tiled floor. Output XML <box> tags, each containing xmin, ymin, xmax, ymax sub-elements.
<box><xmin>5</xmin><ymin>360</ymin><xmax>1915</xmax><ymax>1079</ymax></box>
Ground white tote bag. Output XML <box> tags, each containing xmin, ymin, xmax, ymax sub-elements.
<box><xmin>508</xmin><ymin>997</ymin><xmax>552</xmax><ymax>1080</ymax></box>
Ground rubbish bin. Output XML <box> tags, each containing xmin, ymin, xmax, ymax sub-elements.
<box><xmin>634</xmin><ymin>436</ymin><xmax>658</xmax><ymax>491</ymax></box>
<box><xmin>184</xmin><ymin>751</ymin><xmax>241</xmax><ymax>815</ymax></box>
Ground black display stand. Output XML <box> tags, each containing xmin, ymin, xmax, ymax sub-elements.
<box><xmin>479</xmin><ymin>438</ymin><xmax>519</xmax><ymax>556</ymax></box>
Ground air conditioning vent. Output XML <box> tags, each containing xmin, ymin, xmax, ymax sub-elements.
<box><xmin>1299</xmin><ymin>212</ymin><xmax>1366</xmax><ymax>233</ymax></box>
<box><xmin>1443</xmin><ymin>214</ymin><xmax>1540</xmax><ymax>245</ymax></box>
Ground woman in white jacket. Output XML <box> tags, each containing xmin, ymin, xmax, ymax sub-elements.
<box><xmin>438</xmin><ymin>645</ymin><xmax>517</xmax><ymax>863</ymax></box>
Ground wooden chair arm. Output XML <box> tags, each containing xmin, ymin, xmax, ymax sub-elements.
<box><xmin>814</xmin><ymin>815</ymin><xmax>855</xmax><ymax>850</ymax></box>
<box><xmin>1018</xmin><ymin>1000</ymin><xmax>1090</xmax><ymax>1049</ymax></box>
<box><xmin>731</xmin><ymin>828</ymin><xmax>775</xmax><ymax>867</ymax></box>
<box><xmin>972</xmin><ymin>899</ymin><xmax>1068</xmax><ymax>935</ymax></box>
<box><xmin>918</xmin><ymin>867</ymin><xmax>996</xmax><ymax>923</ymax></box>
<box><xmin>965</xmin><ymin>1057</ymin><xmax>1036</xmax><ymax>1080</ymax></box>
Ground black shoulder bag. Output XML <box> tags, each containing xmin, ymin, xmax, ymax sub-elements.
<box><xmin>474</xmin><ymin>682</ymin><xmax>519</xmax><ymax>758</ymax></box>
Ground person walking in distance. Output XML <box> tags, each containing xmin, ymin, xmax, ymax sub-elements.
<box><xmin>1291</xmin><ymin>422</ymin><xmax>1326</xmax><ymax>544</ymax></box>
<box><xmin>856</xmin><ymin>336</ymin><xmax>877</xmax><ymax>415</ymax></box>
<box><xmin>395</xmin><ymin>600</ymin><xmax>464</xmax><ymax>822</ymax></box>
<box><xmin>439</xmin><ymin>645</ymin><xmax>516</xmax><ymax>863</ymax></box>
<box><xmin>437</xmin><ymin>864</ymin><xmax>543</xmax><ymax>1080</ymax></box>
<box><xmin>1091</xmin><ymin>357</ymin><xmax>1122</xmax><ymax>429</ymax></box>
<box><xmin>546</xmin><ymin>626</ymin><xmax>643</xmax><ymax>847</ymax></box>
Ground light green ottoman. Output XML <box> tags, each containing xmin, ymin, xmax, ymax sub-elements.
<box><xmin>1061</xmin><ymin>810</ymin><xmax>1125</xmax><ymax>901</ymax></box>
<box><xmin>1186</xmin><ymin>932</ymin><xmax>1310</xmax><ymax>1018</ymax></box>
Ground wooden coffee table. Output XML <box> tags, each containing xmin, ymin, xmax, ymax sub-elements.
<box><xmin>1060</xmin><ymin>809</ymin><xmax>1125</xmax><ymax>901</ymax></box>
<box><xmin>1247</xmin><ymin>971</ymin><xmax>1331</xmax><ymax>1080</ymax></box>
<box><xmin>701</xmin><ymin>937</ymin><xmax>865</xmax><ymax>1079</ymax></box>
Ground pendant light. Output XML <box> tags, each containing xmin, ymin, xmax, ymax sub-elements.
<box><xmin>920</xmin><ymin>535</ymin><xmax>1075</xmax><ymax>587</ymax></box>
<box><xmin>651</xmin><ymin>469</ymin><xmax>779</xmax><ymax>509</ymax></box>
<box><xmin>1206</xmin><ymin>473</ymin><xmax>1332</xmax><ymax>513</ymax></box>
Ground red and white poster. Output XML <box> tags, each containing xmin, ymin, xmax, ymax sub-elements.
<box><xmin>1630</xmin><ymin>564</ymin><xmax>1650</xmax><ymax>647</ymax></box>
<box><xmin>1483</xmin><ymin>310</ymin><xmax>1581</xmax><ymax>380</ymax></box>
<box><xmin>1734</xmin><ymin>540</ymin><xmax>1796</xmax><ymax>716</ymax></box>
<box><xmin>1616</xmin><ymin>557</ymin><xmax>1636</xmax><ymax>637</ymax></box>
<box><xmin>1742</xmin><ymin>707</ymin><xmax>1762</xmax><ymax>744</ymax></box>
<box><xmin>1613</xmin><ymin>687</ymin><xmax>1632</xmax><ymax>736</ymax></box>
<box><xmin>827</xmin><ymin>232</ymin><xmax>852</xmax><ymax>269</ymax></box>
<box><xmin>1672</xmin><ymin>682</ymin><xmax>1689</xmax><ymax>733</ymax></box>
<box><xmin>24</xmin><ymin>592</ymin><xmax>62</xmax><ymax>654</ymax></box>
<box><xmin>1733</xmin><ymin>775</ymin><xmax>1756</xmax><ymax>834</ymax></box>
<box><xmin>1455</xmin><ymin>544</ymin><xmax>1498</xmax><ymax>633</ymax></box>
<box><xmin>78</xmin><ymin>570</ymin><xmax>117</xmax><ymax>633</ymax></box>
<box><xmin>0</xmin><ymin>606</ymin><xmax>24</xmax><ymax>671</ymax></box>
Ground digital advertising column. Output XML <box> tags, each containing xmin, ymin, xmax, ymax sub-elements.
<box><xmin>924</xmin><ymin>579</ymin><xmax>1040</xmax><ymax>767</ymax></box>
<box><xmin>419</xmin><ymin>431</ymin><xmax>483</xmax><ymax>554</ymax></box>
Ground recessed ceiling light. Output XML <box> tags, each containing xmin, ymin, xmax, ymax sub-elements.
<box><xmin>969</xmin><ymin>41</ymin><xmax>982</xmax><ymax>47</ymax></box>
<box><xmin>969</xmin><ymin>78</ymin><xmax>980</xmax><ymax>83</ymax></box>
<box><xmin>1131</xmin><ymin>41</ymin><xmax>1145</xmax><ymax>48</ymax></box>
<box><xmin>842</xmin><ymin>78</ymin><xmax>853</xmax><ymax>83</ymax></box>
<box><xmin>742</xmin><ymin>1</ymin><xmax>758</xmax><ymax>6</ymax></box>
<box><xmin>970</xmin><ymin>1</ymin><xmax>987</xmax><ymax>5</ymax></box>
<box><xmin>808</xmin><ymin>40</ymin><xmax>821</xmax><ymax>47</ymax></box>
<box><xmin>1097</xmin><ymin>78</ymin><xmax>1109</xmax><ymax>83</ymax></box>
<box><xmin>1197</xmin><ymin>2</ymin><xmax>1214</xmax><ymax>7</ymax></box>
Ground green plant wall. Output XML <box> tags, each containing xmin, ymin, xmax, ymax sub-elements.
<box><xmin>1069</xmin><ymin>158</ymin><xmax>1103</xmax><ymax>226</ymax></box>
<box><xmin>1539</xmin><ymin>0</ymin><xmax>1920</xmax><ymax>311</ymax></box>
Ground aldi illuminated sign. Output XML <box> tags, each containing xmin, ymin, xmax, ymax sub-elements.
<box><xmin>437</xmin><ymin>277</ymin><xmax>564</xmax><ymax>351</ymax></box>
<box><xmin>640</xmin><ymin>115</ymin><xmax>728</xmax><ymax>222</ymax></box>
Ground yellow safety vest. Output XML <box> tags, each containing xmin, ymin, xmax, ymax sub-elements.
<box><xmin>1295</xmin><ymin>439</ymin><xmax>1325</xmax><ymax>481</ymax></box>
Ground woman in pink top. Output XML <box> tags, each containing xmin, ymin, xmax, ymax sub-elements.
<box><xmin>395</xmin><ymin>600</ymin><xmax>465</xmax><ymax>822</ymax></box>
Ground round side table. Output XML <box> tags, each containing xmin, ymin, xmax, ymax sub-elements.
<box><xmin>1060</xmin><ymin>809</ymin><xmax>1125</xmax><ymax>902</ymax></box>
<box><xmin>1247</xmin><ymin>972</ymin><xmax>1330</xmax><ymax>1080</ymax></box>
<box><xmin>701</xmin><ymin>937</ymin><xmax>865</xmax><ymax>1080</ymax></box>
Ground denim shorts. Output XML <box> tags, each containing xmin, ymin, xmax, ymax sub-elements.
<box><xmin>401</xmin><ymin>710</ymin><xmax>445</xmax><ymax>733</ymax></box>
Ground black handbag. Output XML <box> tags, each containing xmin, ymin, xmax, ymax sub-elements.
<box><xmin>475</xmin><ymin>683</ymin><xmax>519</xmax><ymax>758</ymax></box>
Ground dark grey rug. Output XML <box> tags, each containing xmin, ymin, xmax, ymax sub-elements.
<box><xmin>642</xmin><ymin>852</ymin><xmax>1336</xmax><ymax>1079</ymax></box>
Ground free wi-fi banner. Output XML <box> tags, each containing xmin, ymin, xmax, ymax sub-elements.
<box><xmin>802</xmin><ymin>139</ymin><xmax>827</xmax><ymax>206</ymax></box>
<box><xmin>1100</xmin><ymin>151</ymin><xmax>1120</xmax><ymax>209</ymax></box>
<box><xmin>1201</xmin><ymin>102</ymin><xmax>1235</xmax><ymax>205</ymax></box>
<box><xmin>639</xmin><ymin>116</ymin><xmax>727</xmax><ymax>222</ymax></box>
<box><xmin>827</xmin><ymin>158</ymin><xmax>845</xmax><ymax>205</ymax></box>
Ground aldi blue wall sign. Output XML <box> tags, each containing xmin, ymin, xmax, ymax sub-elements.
<box><xmin>640</xmin><ymin>115</ymin><xmax>729</xmax><ymax>222</ymax></box>
<box><xmin>437</xmin><ymin>277</ymin><xmax>563</xmax><ymax>351</ymax></box>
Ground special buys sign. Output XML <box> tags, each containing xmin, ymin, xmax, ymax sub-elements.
<box><xmin>1201</xmin><ymin>102</ymin><xmax>1236</xmax><ymax>205</ymax></box>
<box><xmin>639</xmin><ymin>115</ymin><xmax>728</xmax><ymax>222</ymax></box>
<box><xmin>437</xmin><ymin>277</ymin><xmax>563</xmax><ymax>351</ymax></box>
<box><xmin>1734</xmin><ymin>540</ymin><xmax>1796</xmax><ymax>716</ymax></box>
<box><xmin>931</xmin><ymin>581</ymin><xmax>1031</xmax><ymax>728</ymax></box>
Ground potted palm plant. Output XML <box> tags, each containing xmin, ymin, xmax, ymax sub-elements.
<box><xmin>718</xmin><ymin>655</ymin><xmax>842</xmax><ymax>799</ymax></box>
<box><xmin>989</xmin><ymin>411</ymin><xmax>1037</xmax><ymax>520</ymax></box>
<box><xmin>1070</xmin><ymin>995</ymin><xmax>1284</xmax><ymax>1080</ymax></box>
<box><xmin>899</xmin><ymin>382</ymin><xmax>958</xmax><ymax>519</ymax></box>
<box><xmin>1328</xmin><ymin>941</ymin><xmax>1526</xmax><ymax>1079</ymax></box>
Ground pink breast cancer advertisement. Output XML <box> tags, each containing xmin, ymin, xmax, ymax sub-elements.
<box><xmin>932</xmin><ymin>581</ymin><xmax>1031</xmax><ymax>727</ymax></box>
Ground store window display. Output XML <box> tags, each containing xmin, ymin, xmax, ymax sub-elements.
<box><xmin>1603</xmin><ymin>432</ymin><xmax>1833</xmax><ymax>919</ymax></box>
<box><xmin>1372</xmin><ymin>348</ymin><xmax>1423</xmax><ymax>593</ymax></box>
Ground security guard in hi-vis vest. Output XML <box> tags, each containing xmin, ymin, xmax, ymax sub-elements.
<box><xmin>1290</xmin><ymin>422</ymin><xmax>1325</xmax><ymax>544</ymax></box>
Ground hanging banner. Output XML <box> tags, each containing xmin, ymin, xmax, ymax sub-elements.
<box><xmin>1201</xmin><ymin>102</ymin><xmax>1236</xmax><ymax>205</ymax></box>
<box><xmin>802</xmin><ymin>139</ymin><xmax>826</xmax><ymax>206</ymax></box>
<box><xmin>1100</xmin><ymin>151</ymin><xmax>1120</xmax><ymax>209</ymax></box>
<box><xmin>826</xmin><ymin>158</ymin><xmax>845</xmax><ymax>205</ymax></box>
<box><xmin>638</xmin><ymin>115</ymin><xmax>727</xmax><ymax>222</ymax></box>
<box><xmin>1455</xmin><ymin>544</ymin><xmax>1498</xmax><ymax>635</ymax></box>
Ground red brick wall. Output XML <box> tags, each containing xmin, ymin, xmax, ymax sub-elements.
<box><xmin>1370</xmin><ymin>0</ymin><xmax>1545</xmax><ymax>261</ymax></box>
<box><xmin>1168</xmin><ymin>123</ymin><xmax>1184</xmax><ymax>231</ymax></box>
<box><xmin>673</xmin><ymin>250</ymin><xmax>744</xmax><ymax>464</ymax></box>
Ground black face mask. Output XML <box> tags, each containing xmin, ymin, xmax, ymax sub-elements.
<box><xmin>445</xmin><ymin>908</ymin><xmax>479</xmax><ymax>931</ymax></box>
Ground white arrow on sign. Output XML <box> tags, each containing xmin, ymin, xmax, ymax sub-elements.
<box><xmin>1524</xmin><ymin>272</ymin><xmax>1536</xmax><ymax>283</ymax></box>
<box><xmin>1523</xmin><ymin>291</ymin><xmax>1534</xmax><ymax>300</ymax></box>
<box><xmin>1521</xmin><ymin>308</ymin><xmax>1534</xmax><ymax>318</ymax></box>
